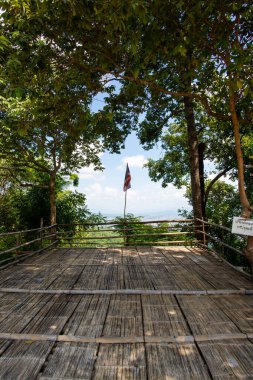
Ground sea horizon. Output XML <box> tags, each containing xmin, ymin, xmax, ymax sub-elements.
<box><xmin>98</xmin><ymin>210</ymin><xmax>183</xmax><ymax>221</ymax></box>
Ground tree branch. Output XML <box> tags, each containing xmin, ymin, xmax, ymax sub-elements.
<box><xmin>0</xmin><ymin>167</ymin><xmax>49</xmax><ymax>189</ymax></box>
<box><xmin>204</xmin><ymin>167</ymin><xmax>233</xmax><ymax>208</ymax></box>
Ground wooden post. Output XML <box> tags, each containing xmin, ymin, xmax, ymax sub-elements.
<box><xmin>123</xmin><ymin>190</ymin><xmax>127</xmax><ymax>246</ymax></box>
<box><xmin>40</xmin><ymin>218</ymin><xmax>43</xmax><ymax>249</ymax></box>
<box><xmin>202</xmin><ymin>218</ymin><xmax>206</xmax><ymax>246</ymax></box>
<box><xmin>15</xmin><ymin>232</ymin><xmax>21</xmax><ymax>256</ymax></box>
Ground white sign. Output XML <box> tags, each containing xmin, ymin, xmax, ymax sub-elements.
<box><xmin>232</xmin><ymin>217</ymin><xmax>253</xmax><ymax>236</ymax></box>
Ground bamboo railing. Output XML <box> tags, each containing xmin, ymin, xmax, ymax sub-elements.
<box><xmin>0</xmin><ymin>218</ymin><xmax>248</xmax><ymax>269</ymax></box>
<box><xmin>56</xmin><ymin>219</ymin><xmax>195</xmax><ymax>248</ymax></box>
<box><xmin>195</xmin><ymin>218</ymin><xmax>246</xmax><ymax>265</ymax></box>
<box><xmin>0</xmin><ymin>224</ymin><xmax>57</xmax><ymax>268</ymax></box>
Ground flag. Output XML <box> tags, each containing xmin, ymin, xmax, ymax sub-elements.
<box><xmin>123</xmin><ymin>163</ymin><xmax>131</xmax><ymax>192</ymax></box>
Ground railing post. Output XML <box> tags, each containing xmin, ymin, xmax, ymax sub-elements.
<box><xmin>40</xmin><ymin>218</ymin><xmax>44</xmax><ymax>249</ymax></box>
<box><xmin>16</xmin><ymin>232</ymin><xmax>21</xmax><ymax>256</ymax></box>
<box><xmin>202</xmin><ymin>218</ymin><xmax>206</xmax><ymax>246</ymax></box>
<box><xmin>123</xmin><ymin>220</ymin><xmax>127</xmax><ymax>247</ymax></box>
<box><xmin>52</xmin><ymin>224</ymin><xmax>57</xmax><ymax>244</ymax></box>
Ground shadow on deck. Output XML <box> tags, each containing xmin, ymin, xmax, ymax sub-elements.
<box><xmin>0</xmin><ymin>245</ymin><xmax>253</xmax><ymax>379</ymax></box>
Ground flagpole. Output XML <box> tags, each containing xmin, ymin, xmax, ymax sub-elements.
<box><xmin>123</xmin><ymin>163</ymin><xmax>131</xmax><ymax>246</ymax></box>
<box><xmin>123</xmin><ymin>189</ymin><xmax>127</xmax><ymax>246</ymax></box>
<box><xmin>124</xmin><ymin>189</ymin><xmax>127</xmax><ymax>219</ymax></box>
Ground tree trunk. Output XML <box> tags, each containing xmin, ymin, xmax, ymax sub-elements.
<box><xmin>49</xmin><ymin>172</ymin><xmax>57</xmax><ymax>226</ymax></box>
<box><xmin>183</xmin><ymin>96</ymin><xmax>203</xmax><ymax>240</ymax></box>
<box><xmin>229</xmin><ymin>94</ymin><xmax>253</xmax><ymax>271</ymax></box>
<box><xmin>198</xmin><ymin>142</ymin><xmax>206</xmax><ymax>218</ymax></box>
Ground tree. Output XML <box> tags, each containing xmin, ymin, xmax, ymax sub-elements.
<box><xmin>199</xmin><ymin>1</ymin><xmax>253</xmax><ymax>266</ymax></box>
<box><xmin>0</xmin><ymin>84</ymin><xmax>103</xmax><ymax>224</ymax></box>
<box><xmin>144</xmin><ymin>105</ymin><xmax>251</xmax><ymax>219</ymax></box>
<box><xmin>1</xmin><ymin>1</ymin><xmax>252</xmax><ymax>267</ymax></box>
<box><xmin>179</xmin><ymin>180</ymin><xmax>247</xmax><ymax>267</ymax></box>
<box><xmin>0</xmin><ymin>171</ymin><xmax>95</xmax><ymax>231</ymax></box>
<box><xmin>0</xmin><ymin>0</ymin><xmax>133</xmax><ymax>224</ymax></box>
<box><xmin>91</xmin><ymin>0</ymin><xmax>253</xmax><ymax>262</ymax></box>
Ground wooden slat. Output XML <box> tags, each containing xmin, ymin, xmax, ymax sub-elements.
<box><xmin>177</xmin><ymin>295</ymin><xmax>241</xmax><ymax>335</ymax></box>
<box><xmin>198</xmin><ymin>339</ymin><xmax>253</xmax><ymax>378</ymax></box>
<box><xmin>211</xmin><ymin>294</ymin><xmax>253</xmax><ymax>334</ymax></box>
<box><xmin>94</xmin><ymin>343</ymin><xmax>146</xmax><ymax>379</ymax></box>
<box><xmin>142</xmin><ymin>294</ymin><xmax>190</xmax><ymax>337</ymax></box>
<box><xmin>48</xmin><ymin>265</ymin><xmax>84</xmax><ymax>290</ymax></box>
<box><xmin>63</xmin><ymin>295</ymin><xmax>110</xmax><ymax>338</ymax></box>
<box><xmin>0</xmin><ymin>339</ymin><xmax>12</xmax><ymax>355</ymax></box>
<box><xmin>22</xmin><ymin>295</ymin><xmax>80</xmax><ymax>335</ymax></box>
<box><xmin>102</xmin><ymin>294</ymin><xmax>143</xmax><ymax>337</ymax></box>
<box><xmin>123</xmin><ymin>265</ymin><xmax>154</xmax><ymax>289</ymax></box>
<box><xmin>146</xmin><ymin>343</ymin><xmax>211</xmax><ymax>379</ymax></box>
<box><xmin>0</xmin><ymin>340</ymin><xmax>54</xmax><ymax>379</ymax></box>
<box><xmin>39</xmin><ymin>342</ymin><xmax>98</xmax><ymax>379</ymax></box>
<box><xmin>0</xmin><ymin>294</ymin><xmax>56</xmax><ymax>334</ymax></box>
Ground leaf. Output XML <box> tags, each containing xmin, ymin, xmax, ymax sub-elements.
<box><xmin>236</xmin><ymin>79</ymin><xmax>243</xmax><ymax>89</ymax></box>
<box><xmin>173</xmin><ymin>44</ymin><xmax>187</xmax><ymax>57</ymax></box>
<box><xmin>0</xmin><ymin>35</ymin><xmax>10</xmax><ymax>50</ymax></box>
<box><xmin>133</xmin><ymin>68</ymin><xmax>139</xmax><ymax>79</ymax></box>
<box><xmin>244</xmin><ymin>86</ymin><xmax>249</xmax><ymax>97</ymax></box>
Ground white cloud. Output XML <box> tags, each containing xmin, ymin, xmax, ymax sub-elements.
<box><xmin>121</xmin><ymin>155</ymin><xmax>148</xmax><ymax>169</ymax></box>
<box><xmin>83</xmin><ymin>183</ymin><xmax>121</xmax><ymax>200</ymax></box>
<box><xmin>77</xmin><ymin>166</ymin><xmax>105</xmax><ymax>181</ymax></box>
<box><xmin>80</xmin><ymin>179</ymin><xmax>189</xmax><ymax>216</ymax></box>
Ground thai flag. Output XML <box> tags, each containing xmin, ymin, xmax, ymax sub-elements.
<box><xmin>123</xmin><ymin>163</ymin><xmax>131</xmax><ymax>192</ymax></box>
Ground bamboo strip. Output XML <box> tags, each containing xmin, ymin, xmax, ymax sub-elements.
<box><xmin>200</xmin><ymin>232</ymin><xmax>244</xmax><ymax>256</ymax></box>
<box><xmin>60</xmin><ymin>232</ymin><xmax>192</xmax><ymax>241</ymax></box>
<box><xmin>59</xmin><ymin>241</ymin><xmax>197</xmax><ymax>247</ymax></box>
<box><xmin>195</xmin><ymin>218</ymin><xmax>232</xmax><ymax>232</ymax></box>
<box><xmin>0</xmin><ymin>332</ymin><xmax>57</xmax><ymax>341</ymax></box>
<box><xmin>0</xmin><ymin>234</ymin><xmax>57</xmax><ymax>257</ymax></box>
<box><xmin>0</xmin><ymin>224</ymin><xmax>57</xmax><ymax>237</ymax></box>
<box><xmin>58</xmin><ymin>219</ymin><xmax>193</xmax><ymax>227</ymax></box>
<box><xmin>145</xmin><ymin>336</ymin><xmax>194</xmax><ymax>343</ymax></box>
<box><xmin>194</xmin><ymin>333</ymin><xmax>247</xmax><ymax>342</ymax></box>
<box><xmin>207</xmin><ymin>289</ymin><xmax>246</xmax><ymax>295</ymax></box>
<box><xmin>0</xmin><ymin>287</ymin><xmax>249</xmax><ymax>295</ymax></box>
<box><xmin>0</xmin><ymin>332</ymin><xmax>249</xmax><ymax>344</ymax></box>
<box><xmin>57</xmin><ymin>226</ymin><xmax>194</xmax><ymax>234</ymax></box>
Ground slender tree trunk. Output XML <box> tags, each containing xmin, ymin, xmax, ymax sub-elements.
<box><xmin>49</xmin><ymin>172</ymin><xmax>57</xmax><ymax>226</ymax></box>
<box><xmin>198</xmin><ymin>142</ymin><xmax>206</xmax><ymax>218</ymax></box>
<box><xmin>229</xmin><ymin>94</ymin><xmax>253</xmax><ymax>271</ymax></box>
<box><xmin>183</xmin><ymin>96</ymin><xmax>203</xmax><ymax>240</ymax></box>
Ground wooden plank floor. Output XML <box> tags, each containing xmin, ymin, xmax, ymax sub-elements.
<box><xmin>0</xmin><ymin>246</ymin><xmax>253</xmax><ymax>379</ymax></box>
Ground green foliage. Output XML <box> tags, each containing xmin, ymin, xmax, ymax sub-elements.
<box><xmin>112</xmin><ymin>214</ymin><xmax>190</xmax><ymax>245</ymax></box>
<box><xmin>0</xmin><ymin>174</ymin><xmax>96</xmax><ymax>231</ymax></box>
<box><xmin>0</xmin><ymin>0</ymin><xmax>252</xmax><ymax>237</ymax></box>
<box><xmin>57</xmin><ymin>191</ymin><xmax>90</xmax><ymax>226</ymax></box>
<box><xmin>179</xmin><ymin>180</ymin><xmax>248</xmax><ymax>267</ymax></box>
<box><xmin>180</xmin><ymin>180</ymin><xmax>241</xmax><ymax>225</ymax></box>
<box><xmin>204</xmin><ymin>181</ymin><xmax>241</xmax><ymax>226</ymax></box>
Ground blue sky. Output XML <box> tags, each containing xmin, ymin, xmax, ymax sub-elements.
<box><xmin>75</xmin><ymin>132</ymin><xmax>190</xmax><ymax>218</ymax></box>
<box><xmin>72</xmin><ymin>84</ymin><xmax>237</xmax><ymax>218</ymax></box>
<box><xmin>73</xmin><ymin>89</ymin><xmax>190</xmax><ymax>218</ymax></box>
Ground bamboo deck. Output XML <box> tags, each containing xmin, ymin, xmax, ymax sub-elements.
<box><xmin>0</xmin><ymin>246</ymin><xmax>253</xmax><ymax>379</ymax></box>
